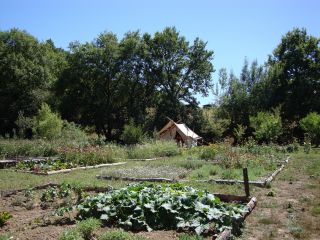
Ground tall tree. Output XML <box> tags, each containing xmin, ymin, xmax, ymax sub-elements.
<box><xmin>0</xmin><ymin>29</ymin><xmax>66</xmax><ymax>136</ymax></box>
<box><xmin>267</xmin><ymin>28</ymin><xmax>320</xmax><ymax>120</ymax></box>
<box><xmin>144</xmin><ymin>27</ymin><xmax>215</xmax><ymax>127</ymax></box>
<box><xmin>56</xmin><ymin>32</ymin><xmax>122</xmax><ymax>139</ymax></box>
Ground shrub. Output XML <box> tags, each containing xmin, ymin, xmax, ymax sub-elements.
<box><xmin>0</xmin><ymin>211</ymin><xmax>12</xmax><ymax>227</ymax></box>
<box><xmin>33</xmin><ymin>103</ymin><xmax>63</xmax><ymax>140</ymax></box>
<box><xmin>199</xmin><ymin>145</ymin><xmax>218</xmax><ymax>160</ymax></box>
<box><xmin>121</xmin><ymin>120</ymin><xmax>145</xmax><ymax>145</ymax></box>
<box><xmin>300</xmin><ymin>112</ymin><xmax>320</xmax><ymax>146</ymax></box>
<box><xmin>60</xmin><ymin>121</ymin><xmax>89</xmax><ymax>147</ymax></box>
<box><xmin>15</xmin><ymin>111</ymin><xmax>34</xmax><ymax>138</ymax></box>
<box><xmin>127</xmin><ymin>140</ymin><xmax>180</xmax><ymax>159</ymax></box>
<box><xmin>59</xmin><ymin>230</ymin><xmax>84</xmax><ymax>240</ymax></box>
<box><xmin>76</xmin><ymin>218</ymin><xmax>101</xmax><ymax>240</ymax></box>
<box><xmin>233</xmin><ymin>124</ymin><xmax>247</xmax><ymax>144</ymax></box>
<box><xmin>250</xmin><ymin>110</ymin><xmax>282</xmax><ymax>143</ymax></box>
<box><xmin>99</xmin><ymin>230</ymin><xmax>146</xmax><ymax>240</ymax></box>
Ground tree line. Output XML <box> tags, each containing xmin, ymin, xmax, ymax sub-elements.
<box><xmin>0</xmin><ymin>27</ymin><xmax>319</xmax><ymax>144</ymax></box>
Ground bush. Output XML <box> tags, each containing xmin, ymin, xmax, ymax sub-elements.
<box><xmin>198</xmin><ymin>145</ymin><xmax>218</xmax><ymax>160</ymax></box>
<box><xmin>300</xmin><ymin>112</ymin><xmax>320</xmax><ymax>146</ymax></box>
<box><xmin>59</xmin><ymin>230</ymin><xmax>84</xmax><ymax>240</ymax></box>
<box><xmin>60</xmin><ymin>121</ymin><xmax>89</xmax><ymax>148</ymax></box>
<box><xmin>76</xmin><ymin>218</ymin><xmax>101</xmax><ymax>240</ymax></box>
<box><xmin>121</xmin><ymin>120</ymin><xmax>145</xmax><ymax>145</ymax></box>
<box><xmin>33</xmin><ymin>103</ymin><xmax>63</xmax><ymax>140</ymax></box>
<box><xmin>99</xmin><ymin>230</ymin><xmax>146</xmax><ymax>240</ymax></box>
<box><xmin>127</xmin><ymin>140</ymin><xmax>180</xmax><ymax>159</ymax></box>
<box><xmin>250</xmin><ymin>110</ymin><xmax>282</xmax><ymax>143</ymax></box>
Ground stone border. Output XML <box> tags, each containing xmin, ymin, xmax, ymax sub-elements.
<box><xmin>15</xmin><ymin>162</ymin><xmax>127</xmax><ymax>175</ymax></box>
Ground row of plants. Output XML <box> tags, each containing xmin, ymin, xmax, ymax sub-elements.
<box><xmin>14</xmin><ymin>151</ymin><xmax>119</xmax><ymax>173</ymax></box>
<box><xmin>75</xmin><ymin>183</ymin><xmax>248</xmax><ymax>236</ymax></box>
<box><xmin>0</xmin><ymin>139</ymin><xmax>179</xmax><ymax>159</ymax></box>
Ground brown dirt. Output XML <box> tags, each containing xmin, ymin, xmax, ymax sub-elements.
<box><xmin>237</xmin><ymin>154</ymin><xmax>320</xmax><ymax>240</ymax></box>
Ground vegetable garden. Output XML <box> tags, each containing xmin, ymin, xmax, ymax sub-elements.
<box><xmin>0</xmin><ymin>139</ymin><xmax>299</xmax><ymax>239</ymax></box>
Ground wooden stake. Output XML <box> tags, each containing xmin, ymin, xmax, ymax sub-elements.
<box><xmin>243</xmin><ymin>168</ymin><xmax>250</xmax><ymax>197</ymax></box>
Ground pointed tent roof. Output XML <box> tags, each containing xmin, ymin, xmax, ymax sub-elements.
<box><xmin>158</xmin><ymin>120</ymin><xmax>202</xmax><ymax>140</ymax></box>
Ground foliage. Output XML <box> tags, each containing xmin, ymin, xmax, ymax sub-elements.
<box><xmin>200</xmin><ymin>107</ymin><xmax>230</xmax><ymax>141</ymax></box>
<box><xmin>267</xmin><ymin>28</ymin><xmax>320</xmax><ymax>121</ymax></box>
<box><xmin>300</xmin><ymin>112</ymin><xmax>320</xmax><ymax>146</ymax></box>
<box><xmin>178</xmin><ymin>233</ymin><xmax>204</xmax><ymax>240</ymax></box>
<box><xmin>190</xmin><ymin>145</ymin><xmax>218</xmax><ymax>161</ymax></box>
<box><xmin>0</xmin><ymin>29</ymin><xmax>66</xmax><ymax>137</ymax></box>
<box><xmin>250</xmin><ymin>111</ymin><xmax>282</xmax><ymax>143</ymax></box>
<box><xmin>40</xmin><ymin>187</ymin><xmax>58</xmax><ymax>202</ymax></box>
<box><xmin>0</xmin><ymin>139</ymin><xmax>58</xmax><ymax>158</ymax></box>
<box><xmin>76</xmin><ymin>218</ymin><xmax>101</xmax><ymax>240</ymax></box>
<box><xmin>33</xmin><ymin>103</ymin><xmax>63</xmax><ymax>140</ymax></box>
<box><xmin>0</xmin><ymin>211</ymin><xmax>12</xmax><ymax>227</ymax></box>
<box><xmin>121</xmin><ymin>120</ymin><xmax>145</xmax><ymax>145</ymax></box>
<box><xmin>15</xmin><ymin>111</ymin><xmax>34</xmax><ymax>138</ymax></box>
<box><xmin>77</xmin><ymin>183</ymin><xmax>247</xmax><ymax>235</ymax></box>
<box><xmin>60</xmin><ymin>121</ymin><xmax>90</xmax><ymax>147</ymax></box>
<box><xmin>99</xmin><ymin>230</ymin><xmax>147</xmax><ymax>240</ymax></box>
<box><xmin>127</xmin><ymin>140</ymin><xmax>180</xmax><ymax>159</ymax></box>
<box><xmin>233</xmin><ymin>124</ymin><xmax>247</xmax><ymax>144</ymax></box>
<box><xmin>59</xmin><ymin>230</ymin><xmax>84</xmax><ymax>240</ymax></box>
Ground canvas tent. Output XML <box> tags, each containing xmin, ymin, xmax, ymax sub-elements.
<box><xmin>158</xmin><ymin>120</ymin><xmax>202</xmax><ymax>147</ymax></box>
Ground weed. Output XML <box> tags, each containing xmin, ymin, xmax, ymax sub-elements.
<box><xmin>59</xmin><ymin>230</ymin><xmax>84</xmax><ymax>240</ymax></box>
<box><xmin>76</xmin><ymin>218</ymin><xmax>101</xmax><ymax>240</ymax></box>
<box><xmin>178</xmin><ymin>233</ymin><xmax>204</xmax><ymax>240</ymax></box>
<box><xmin>99</xmin><ymin>230</ymin><xmax>147</xmax><ymax>240</ymax></box>
<box><xmin>0</xmin><ymin>211</ymin><xmax>12</xmax><ymax>227</ymax></box>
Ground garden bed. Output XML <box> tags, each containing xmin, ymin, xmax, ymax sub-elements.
<box><xmin>0</xmin><ymin>182</ymin><xmax>257</xmax><ymax>240</ymax></box>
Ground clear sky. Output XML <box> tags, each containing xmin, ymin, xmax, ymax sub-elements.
<box><xmin>1</xmin><ymin>0</ymin><xmax>319</xmax><ymax>105</ymax></box>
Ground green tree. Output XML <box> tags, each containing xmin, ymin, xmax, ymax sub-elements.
<box><xmin>144</xmin><ymin>27</ymin><xmax>215</xmax><ymax>127</ymax></box>
<box><xmin>267</xmin><ymin>28</ymin><xmax>320</xmax><ymax>120</ymax></box>
<box><xmin>0</xmin><ymin>29</ymin><xmax>66</xmax><ymax>136</ymax></box>
<box><xmin>250</xmin><ymin>110</ymin><xmax>282</xmax><ymax>143</ymax></box>
<box><xmin>33</xmin><ymin>103</ymin><xmax>63</xmax><ymax>139</ymax></box>
<box><xmin>300</xmin><ymin>112</ymin><xmax>320</xmax><ymax>146</ymax></box>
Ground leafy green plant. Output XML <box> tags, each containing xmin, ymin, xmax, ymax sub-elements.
<box><xmin>33</xmin><ymin>103</ymin><xmax>63</xmax><ymax>140</ymax></box>
<box><xmin>198</xmin><ymin>145</ymin><xmax>218</xmax><ymax>160</ymax></box>
<box><xmin>121</xmin><ymin>120</ymin><xmax>145</xmax><ymax>145</ymax></box>
<box><xmin>0</xmin><ymin>211</ymin><xmax>12</xmax><ymax>227</ymax></box>
<box><xmin>40</xmin><ymin>187</ymin><xmax>58</xmax><ymax>202</ymax></box>
<box><xmin>233</xmin><ymin>124</ymin><xmax>247</xmax><ymax>144</ymax></box>
<box><xmin>77</xmin><ymin>183</ymin><xmax>247</xmax><ymax>235</ymax></box>
<box><xmin>76</xmin><ymin>218</ymin><xmax>101</xmax><ymax>240</ymax></box>
<box><xmin>300</xmin><ymin>112</ymin><xmax>320</xmax><ymax>146</ymax></box>
<box><xmin>250</xmin><ymin>110</ymin><xmax>282</xmax><ymax>143</ymax></box>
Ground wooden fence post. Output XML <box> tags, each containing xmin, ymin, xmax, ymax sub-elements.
<box><xmin>243</xmin><ymin>168</ymin><xmax>250</xmax><ymax>197</ymax></box>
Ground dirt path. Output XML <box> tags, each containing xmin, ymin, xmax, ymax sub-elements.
<box><xmin>238</xmin><ymin>153</ymin><xmax>320</xmax><ymax>240</ymax></box>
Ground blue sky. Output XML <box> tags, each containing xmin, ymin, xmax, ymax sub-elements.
<box><xmin>1</xmin><ymin>0</ymin><xmax>319</xmax><ymax>105</ymax></box>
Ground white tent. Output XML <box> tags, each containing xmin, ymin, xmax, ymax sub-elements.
<box><xmin>158</xmin><ymin>120</ymin><xmax>202</xmax><ymax>147</ymax></box>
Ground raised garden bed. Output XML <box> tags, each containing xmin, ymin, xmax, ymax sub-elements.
<box><xmin>97</xmin><ymin>156</ymin><xmax>290</xmax><ymax>188</ymax></box>
<box><xmin>0</xmin><ymin>182</ymin><xmax>256</xmax><ymax>240</ymax></box>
